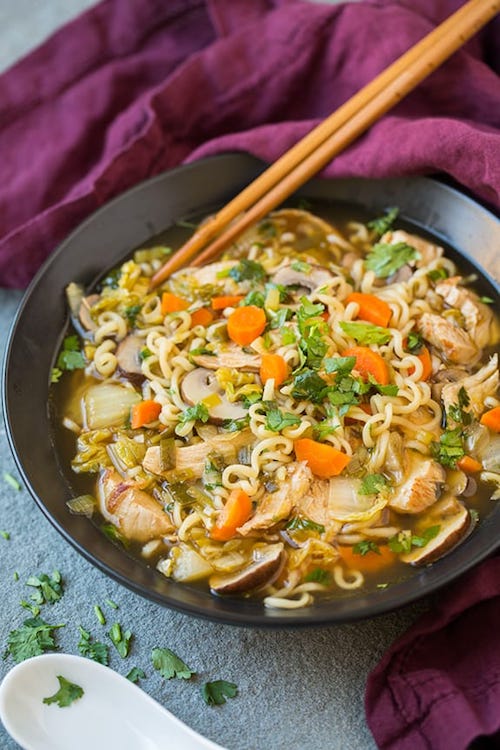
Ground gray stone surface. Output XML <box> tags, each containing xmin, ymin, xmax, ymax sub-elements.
<box><xmin>0</xmin><ymin>3</ymin><xmax>427</xmax><ymax>749</ymax></box>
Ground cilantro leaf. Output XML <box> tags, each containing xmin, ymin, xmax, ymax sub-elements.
<box><xmin>43</xmin><ymin>675</ymin><xmax>84</xmax><ymax>708</ymax></box>
<box><xmin>51</xmin><ymin>368</ymin><xmax>63</xmax><ymax>383</ymax></box>
<box><xmin>286</xmin><ymin>516</ymin><xmax>325</xmax><ymax>534</ymax></box>
<box><xmin>3</xmin><ymin>472</ymin><xmax>21</xmax><ymax>491</ymax></box>
<box><xmin>56</xmin><ymin>335</ymin><xmax>86</xmax><ymax>371</ymax></box>
<box><xmin>201</xmin><ymin>680</ymin><xmax>238</xmax><ymax>706</ymax></box>
<box><xmin>373</xmin><ymin>383</ymin><xmax>398</xmax><ymax>396</ymax></box>
<box><xmin>78</xmin><ymin>626</ymin><xmax>109</xmax><ymax>665</ymax></box>
<box><xmin>108</xmin><ymin>622</ymin><xmax>132</xmax><ymax>658</ymax></box>
<box><xmin>447</xmin><ymin>387</ymin><xmax>472</xmax><ymax>426</ymax></box>
<box><xmin>406</xmin><ymin>331</ymin><xmax>424</xmax><ymax>354</ymax></box>
<box><xmin>26</xmin><ymin>571</ymin><xmax>63</xmax><ymax>605</ymax></box>
<box><xmin>367</xmin><ymin>207</ymin><xmax>399</xmax><ymax>239</ymax></box>
<box><xmin>431</xmin><ymin>428</ymin><xmax>465</xmax><ymax>468</ymax></box>
<box><xmin>126</xmin><ymin>667</ymin><xmax>146</xmax><ymax>683</ymax></box>
<box><xmin>359</xmin><ymin>474</ymin><xmax>389</xmax><ymax>495</ymax></box>
<box><xmin>365</xmin><ymin>241</ymin><xmax>419</xmax><ymax>278</ymax></box>
<box><xmin>291</xmin><ymin>260</ymin><xmax>312</xmax><ymax>273</ymax></box>
<box><xmin>388</xmin><ymin>526</ymin><xmax>441</xmax><ymax>553</ymax></box>
<box><xmin>427</xmin><ymin>268</ymin><xmax>449</xmax><ymax>282</ymax></box>
<box><xmin>260</xmin><ymin>403</ymin><xmax>301</xmax><ymax>432</ymax></box>
<box><xmin>304</xmin><ymin>567</ymin><xmax>331</xmax><ymax>583</ymax></box>
<box><xmin>292</xmin><ymin>369</ymin><xmax>329</xmax><ymax>403</ymax></box>
<box><xmin>6</xmin><ymin>617</ymin><xmax>65</xmax><ymax>663</ymax></box>
<box><xmin>124</xmin><ymin>304</ymin><xmax>142</xmax><ymax>326</ymax></box>
<box><xmin>178</xmin><ymin>403</ymin><xmax>210</xmax><ymax>425</ymax></box>
<box><xmin>151</xmin><ymin>647</ymin><xmax>195</xmax><ymax>680</ymax></box>
<box><xmin>229</xmin><ymin>259</ymin><xmax>266</xmax><ymax>283</ymax></box>
<box><xmin>324</xmin><ymin>356</ymin><xmax>356</xmax><ymax>375</ymax></box>
<box><xmin>339</xmin><ymin>321</ymin><xmax>391</xmax><ymax>345</ymax></box>
<box><xmin>352</xmin><ymin>540</ymin><xmax>381</xmax><ymax>556</ymax></box>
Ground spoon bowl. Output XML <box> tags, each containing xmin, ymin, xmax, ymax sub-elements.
<box><xmin>0</xmin><ymin>654</ymin><xmax>225</xmax><ymax>750</ymax></box>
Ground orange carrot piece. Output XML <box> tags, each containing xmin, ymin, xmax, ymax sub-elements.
<box><xmin>294</xmin><ymin>438</ymin><xmax>350</xmax><ymax>478</ymax></box>
<box><xmin>342</xmin><ymin>346</ymin><xmax>390</xmax><ymax>385</ymax></box>
<box><xmin>410</xmin><ymin>346</ymin><xmax>433</xmax><ymax>380</ymax></box>
<box><xmin>345</xmin><ymin>292</ymin><xmax>392</xmax><ymax>328</ymax></box>
<box><xmin>161</xmin><ymin>292</ymin><xmax>189</xmax><ymax>315</ymax></box>
<box><xmin>190</xmin><ymin>307</ymin><xmax>214</xmax><ymax>327</ymax></box>
<box><xmin>480</xmin><ymin>406</ymin><xmax>500</xmax><ymax>432</ymax></box>
<box><xmin>227</xmin><ymin>305</ymin><xmax>267</xmax><ymax>346</ymax></box>
<box><xmin>211</xmin><ymin>488</ymin><xmax>253</xmax><ymax>541</ymax></box>
<box><xmin>130</xmin><ymin>399</ymin><xmax>162</xmax><ymax>429</ymax></box>
<box><xmin>457</xmin><ymin>455</ymin><xmax>483</xmax><ymax>473</ymax></box>
<box><xmin>259</xmin><ymin>353</ymin><xmax>288</xmax><ymax>387</ymax></box>
<box><xmin>338</xmin><ymin>544</ymin><xmax>395</xmax><ymax>574</ymax></box>
<box><xmin>211</xmin><ymin>295</ymin><xmax>244</xmax><ymax>310</ymax></box>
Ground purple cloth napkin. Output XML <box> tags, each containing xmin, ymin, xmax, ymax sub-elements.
<box><xmin>0</xmin><ymin>0</ymin><xmax>499</xmax><ymax>288</ymax></box>
<box><xmin>1</xmin><ymin>1</ymin><xmax>499</xmax><ymax>747</ymax></box>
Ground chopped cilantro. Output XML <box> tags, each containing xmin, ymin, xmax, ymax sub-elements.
<box><xmin>304</xmin><ymin>568</ymin><xmax>331</xmax><ymax>584</ymax></box>
<box><xmin>291</xmin><ymin>260</ymin><xmax>312</xmax><ymax>273</ymax></box>
<box><xmin>56</xmin><ymin>335</ymin><xmax>86</xmax><ymax>372</ymax></box>
<box><xmin>427</xmin><ymin>268</ymin><xmax>449</xmax><ymax>282</ymax></box>
<box><xmin>126</xmin><ymin>667</ymin><xmax>146</xmax><ymax>683</ymax></box>
<box><xmin>124</xmin><ymin>304</ymin><xmax>141</xmax><ymax>326</ymax></box>
<box><xmin>406</xmin><ymin>331</ymin><xmax>424</xmax><ymax>354</ymax></box>
<box><xmin>280</xmin><ymin>327</ymin><xmax>297</xmax><ymax>345</ymax></box>
<box><xmin>108</xmin><ymin>622</ymin><xmax>132</xmax><ymax>658</ymax></box>
<box><xmin>0</xmin><ymin>530</ymin><xmax>10</xmax><ymax>540</ymax></box>
<box><xmin>202</xmin><ymin>680</ymin><xmax>238</xmax><ymax>706</ymax></box>
<box><xmin>367</xmin><ymin>207</ymin><xmax>399</xmax><ymax>239</ymax></box>
<box><xmin>6</xmin><ymin>617</ymin><xmax>65</xmax><ymax>663</ymax></box>
<box><xmin>292</xmin><ymin>369</ymin><xmax>329</xmax><ymax>404</ymax></box>
<box><xmin>94</xmin><ymin>605</ymin><xmax>106</xmax><ymax>625</ymax></box>
<box><xmin>258</xmin><ymin>220</ymin><xmax>277</xmax><ymax>237</ymax></box>
<box><xmin>431</xmin><ymin>428</ymin><xmax>465</xmax><ymax>468</ymax></box>
<box><xmin>151</xmin><ymin>647</ymin><xmax>195</xmax><ymax>680</ymax></box>
<box><xmin>373</xmin><ymin>383</ymin><xmax>398</xmax><ymax>396</ymax></box>
<box><xmin>139</xmin><ymin>347</ymin><xmax>153</xmax><ymax>361</ymax></box>
<box><xmin>480</xmin><ymin>296</ymin><xmax>494</xmax><ymax>304</ymax></box>
<box><xmin>352</xmin><ymin>540</ymin><xmax>381</xmax><ymax>556</ymax></box>
<box><xmin>365</xmin><ymin>241</ymin><xmax>419</xmax><ymax>278</ymax></box>
<box><xmin>447</xmin><ymin>387</ymin><xmax>472</xmax><ymax>426</ymax></box>
<box><xmin>43</xmin><ymin>676</ymin><xmax>84</xmax><ymax>708</ymax></box>
<box><xmin>388</xmin><ymin>526</ymin><xmax>440</xmax><ymax>553</ymax></box>
<box><xmin>51</xmin><ymin>368</ymin><xmax>63</xmax><ymax>383</ymax></box>
<box><xmin>3</xmin><ymin>472</ymin><xmax>21</xmax><ymax>491</ymax></box>
<box><xmin>324</xmin><ymin>356</ymin><xmax>356</xmax><ymax>375</ymax></box>
<box><xmin>269</xmin><ymin>307</ymin><xmax>293</xmax><ymax>330</ymax></box>
<box><xmin>229</xmin><ymin>259</ymin><xmax>266</xmax><ymax>283</ymax></box>
<box><xmin>286</xmin><ymin>516</ymin><xmax>325</xmax><ymax>534</ymax></box>
<box><xmin>78</xmin><ymin>626</ymin><xmax>109</xmax><ymax>665</ymax></box>
<box><xmin>243</xmin><ymin>290</ymin><xmax>265</xmax><ymax>307</ymax></box>
<box><xmin>178</xmin><ymin>403</ymin><xmax>210</xmax><ymax>425</ymax></box>
<box><xmin>359</xmin><ymin>474</ymin><xmax>389</xmax><ymax>495</ymax></box>
<box><xmin>339</xmin><ymin>321</ymin><xmax>391</xmax><ymax>345</ymax></box>
<box><xmin>260</xmin><ymin>402</ymin><xmax>301</xmax><ymax>432</ymax></box>
<box><xmin>221</xmin><ymin>416</ymin><xmax>250</xmax><ymax>432</ymax></box>
<box><xmin>26</xmin><ymin>571</ymin><xmax>63</xmax><ymax>606</ymax></box>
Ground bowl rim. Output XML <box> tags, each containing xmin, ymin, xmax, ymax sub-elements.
<box><xmin>2</xmin><ymin>152</ymin><xmax>499</xmax><ymax>627</ymax></box>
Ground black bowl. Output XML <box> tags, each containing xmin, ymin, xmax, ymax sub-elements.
<box><xmin>3</xmin><ymin>153</ymin><xmax>499</xmax><ymax>626</ymax></box>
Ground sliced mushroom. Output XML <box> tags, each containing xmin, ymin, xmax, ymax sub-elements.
<box><xmin>191</xmin><ymin>346</ymin><xmax>261</xmax><ymax>372</ymax></box>
<box><xmin>180</xmin><ymin>368</ymin><xmax>246</xmax><ymax>424</ymax></box>
<box><xmin>65</xmin><ymin>282</ymin><xmax>99</xmax><ymax>336</ymax></box>
<box><xmin>271</xmin><ymin>262</ymin><xmax>334</xmax><ymax>293</ymax></box>
<box><xmin>400</xmin><ymin>496</ymin><xmax>472</xmax><ymax>565</ymax></box>
<box><xmin>116</xmin><ymin>334</ymin><xmax>145</xmax><ymax>384</ymax></box>
<box><xmin>209</xmin><ymin>543</ymin><xmax>285</xmax><ymax>596</ymax></box>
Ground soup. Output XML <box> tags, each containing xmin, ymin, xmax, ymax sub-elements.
<box><xmin>51</xmin><ymin>205</ymin><xmax>500</xmax><ymax>609</ymax></box>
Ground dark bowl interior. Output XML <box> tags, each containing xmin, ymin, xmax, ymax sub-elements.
<box><xmin>3</xmin><ymin>152</ymin><xmax>499</xmax><ymax>626</ymax></box>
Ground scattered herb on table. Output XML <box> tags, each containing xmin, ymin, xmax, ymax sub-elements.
<box><xmin>3</xmin><ymin>472</ymin><xmax>21</xmax><ymax>491</ymax></box>
<box><xmin>26</xmin><ymin>571</ymin><xmax>63</xmax><ymax>606</ymax></box>
<box><xmin>126</xmin><ymin>666</ymin><xmax>146</xmax><ymax>684</ymax></box>
<box><xmin>151</xmin><ymin>647</ymin><xmax>195</xmax><ymax>681</ymax></box>
<box><xmin>202</xmin><ymin>680</ymin><xmax>238</xmax><ymax>706</ymax></box>
<box><xmin>78</xmin><ymin>626</ymin><xmax>109</xmax><ymax>665</ymax></box>
<box><xmin>94</xmin><ymin>604</ymin><xmax>106</xmax><ymax>625</ymax></box>
<box><xmin>43</xmin><ymin>675</ymin><xmax>84</xmax><ymax>708</ymax></box>
<box><xmin>6</xmin><ymin>617</ymin><xmax>65</xmax><ymax>663</ymax></box>
<box><xmin>0</xmin><ymin>530</ymin><xmax>10</xmax><ymax>540</ymax></box>
<box><xmin>108</xmin><ymin>622</ymin><xmax>132</xmax><ymax>658</ymax></box>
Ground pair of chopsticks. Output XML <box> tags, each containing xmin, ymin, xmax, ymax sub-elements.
<box><xmin>151</xmin><ymin>0</ymin><xmax>499</xmax><ymax>288</ymax></box>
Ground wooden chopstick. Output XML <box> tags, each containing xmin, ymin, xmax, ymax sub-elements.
<box><xmin>151</xmin><ymin>0</ymin><xmax>499</xmax><ymax>286</ymax></box>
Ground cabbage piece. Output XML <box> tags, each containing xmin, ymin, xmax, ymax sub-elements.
<box><xmin>71</xmin><ymin>429</ymin><xmax>113</xmax><ymax>474</ymax></box>
<box><xmin>170</xmin><ymin>545</ymin><xmax>214</xmax><ymax>582</ymax></box>
<box><xmin>327</xmin><ymin>477</ymin><xmax>388</xmax><ymax>522</ymax></box>
<box><xmin>83</xmin><ymin>383</ymin><xmax>141</xmax><ymax>429</ymax></box>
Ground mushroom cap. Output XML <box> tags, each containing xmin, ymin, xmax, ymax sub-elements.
<box><xmin>180</xmin><ymin>367</ymin><xmax>246</xmax><ymax>424</ymax></box>
<box><xmin>209</xmin><ymin>543</ymin><xmax>285</xmax><ymax>596</ymax></box>
<box><xmin>400</xmin><ymin>496</ymin><xmax>472</xmax><ymax>566</ymax></box>
<box><xmin>116</xmin><ymin>334</ymin><xmax>145</xmax><ymax>383</ymax></box>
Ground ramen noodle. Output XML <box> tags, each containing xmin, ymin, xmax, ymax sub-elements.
<box><xmin>53</xmin><ymin>206</ymin><xmax>500</xmax><ymax>608</ymax></box>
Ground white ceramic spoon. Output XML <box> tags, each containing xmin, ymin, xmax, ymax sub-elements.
<box><xmin>0</xmin><ymin>653</ymin><xmax>227</xmax><ymax>750</ymax></box>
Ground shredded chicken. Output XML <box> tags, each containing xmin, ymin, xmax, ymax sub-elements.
<box><xmin>418</xmin><ymin>312</ymin><xmax>479</xmax><ymax>364</ymax></box>
<box><xmin>237</xmin><ymin>462</ymin><xmax>312</xmax><ymax>535</ymax></box>
<box><xmin>294</xmin><ymin>478</ymin><xmax>342</xmax><ymax>538</ymax></box>
<box><xmin>97</xmin><ymin>469</ymin><xmax>173</xmax><ymax>543</ymax></box>
<box><xmin>382</xmin><ymin>229</ymin><xmax>443</xmax><ymax>267</ymax></box>
<box><xmin>191</xmin><ymin>346</ymin><xmax>261</xmax><ymax>372</ymax></box>
<box><xmin>143</xmin><ymin>431</ymin><xmax>253</xmax><ymax>479</ymax></box>
<box><xmin>435</xmin><ymin>276</ymin><xmax>499</xmax><ymax>349</ymax></box>
<box><xmin>388</xmin><ymin>454</ymin><xmax>446</xmax><ymax>514</ymax></box>
<box><xmin>442</xmin><ymin>354</ymin><xmax>499</xmax><ymax>423</ymax></box>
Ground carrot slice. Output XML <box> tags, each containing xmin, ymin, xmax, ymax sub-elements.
<box><xmin>161</xmin><ymin>292</ymin><xmax>189</xmax><ymax>315</ymax></box>
<box><xmin>211</xmin><ymin>295</ymin><xmax>244</xmax><ymax>310</ymax></box>
<box><xmin>260</xmin><ymin>353</ymin><xmax>288</xmax><ymax>387</ymax></box>
<box><xmin>480</xmin><ymin>406</ymin><xmax>500</xmax><ymax>432</ymax></box>
<box><xmin>211</xmin><ymin>488</ymin><xmax>253</xmax><ymax>541</ymax></box>
<box><xmin>294</xmin><ymin>438</ymin><xmax>350</xmax><ymax>478</ymax></box>
<box><xmin>338</xmin><ymin>544</ymin><xmax>395</xmax><ymax>574</ymax></box>
<box><xmin>131</xmin><ymin>399</ymin><xmax>162</xmax><ymax>429</ymax></box>
<box><xmin>190</xmin><ymin>307</ymin><xmax>214</xmax><ymax>327</ymax></box>
<box><xmin>227</xmin><ymin>305</ymin><xmax>267</xmax><ymax>346</ymax></box>
<box><xmin>408</xmin><ymin>345</ymin><xmax>433</xmax><ymax>381</ymax></box>
<box><xmin>342</xmin><ymin>346</ymin><xmax>389</xmax><ymax>385</ymax></box>
<box><xmin>345</xmin><ymin>292</ymin><xmax>392</xmax><ymax>328</ymax></box>
<box><xmin>457</xmin><ymin>455</ymin><xmax>483</xmax><ymax>473</ymax></box>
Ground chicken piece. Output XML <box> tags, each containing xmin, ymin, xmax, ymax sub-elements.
<box><xmin>435</xmin><ymin>277</ymin><xmax>499</xmax><ymax>349</ymax></box>
<box><xmin>441</xmin><ymin>355</ymin><xmax>499</xmax><ymax>423</ymax></box>
<box><xmin>97</xmin><ymin>469</ymin><xmax>173</xmax><ymax>543</ymax></box>
<box><xmin>294</xmin><ymin>478</ymin><xmax>343</xmax><ymax>538</ymax></box>
<box><xmin>173</xmin><ymin>260</ymin><xmax>238</xmax><ymax>288</ymax></box>
<box><xmin>237</xmin><ymin>462</ymin><xmax>312</xmax><ymax>535</ymax></box>
<box><xmin>271</xmin><ymin>262</ymin><xmax>335</xmax><ymax>293</ymax></box>
<box><xmin>191</xmin><ymin>346</ymin><xmax>261</xmax><ymax>372</ymax></box>
<box><xmin>418</xmin><ymin>312</ymin><xmax>479</xmax><ymax>365</ymax></box>
<box><xmin>382</xmin><ymin>230</ymin><xmax>443</xmax><ymax>267</ymax></box>
<box><xmin>143</xmin><ymin>431</ymin><xmax>253</xmax><ymax>479</ymax></box>
<box><xmin>388</xmin><ymin>453</ymin><xmax>446</xmax><ymax>514</ymax></box>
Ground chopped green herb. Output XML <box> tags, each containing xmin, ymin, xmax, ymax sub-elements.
<box><xmin>178</xmin><ymin>403</ymin><xmax>210</xmax><ymax>425</ymax></box>
<box><xmin>373</xmin><ymin>383</ymin><xmax>399</xmax><ymax>396</ymax></box>
<box><xmin>367</xmin><ymin>207</ymin><xmax>399</xmax><ymax>239</ymax></box>
<box><xmin>151</xmin><ymin>647</ymin><xmax>195</xmax><ymax>680</ymax></box>
<box><xmin>202</xmin><ymin>680</ymin><xmax>238</xmax><ymax>706</ymax></box>
<box><xmin>13</xmin><ymin>571</ymin><xmax>19</xmax><ymax>582</ymax></box>
<box><xmin>304</xmin><ymin>567</ymin><xmax>331</xmax><ymax>584</ymax></box>
<box><xmin>359</xmin><ymin>474</ymin><xmax>389</xmax><ymax>495</ymax></box>
<box><xmin>469</xmin><ymin>508</ymin><xmax>479</xmax><ymax>524</ymax></box>
<box><xmin>221</xmin><ymin>416</ymin><xmax>250</xmax><ymax>432</ymax></box>
<box><xmin>431</xmin><ymin>428</ymin><xmax>465</xmax><ymax>468</ymax></box>
<box><xmin>3</xmin><ymin>472</ymin><xmax>21</xmax><ymax>491</ymax></box>
<box><xmin>388</xmin><ymin>526</ymin><xmax>440</xmax><ymax>554</ymax></box>
<box><xmin>94</xmin><ymin>605</ymin><xmax>106</xmax><ymax>625</ymax></box>
<box><xmin>139</xmin><ymin>347</ymin><xmax>153</xmax><ymax>361</ymax></box>
<box><xmin>260</xmin><ymin>403</ymin><xmax>301</xmax><ymax>432</ymax></box>
<box><xmin>243</xmin><ymin>290</ymin><xmax>265</xmax><ymax>307</ymax></box>
<box><xmin>365</xmin><ymin>241</ymin><xmax>419</xmax><ymax>278</ymax></box>
<box><xmin>376</xmin><ymin>583</ymin><xmax>389</xmax><ymax>589</ymax></box>
<box><xmin>286</xmin><ymin>516</ymin><xmax>325</xmax><ymax>534</ymax></box>
<box><xmin>324</xmin><ymin>356</ymin><xmax>356</xmax><ymax>375</ymax></box>
<box><xmin>291</xmin><ymin>260</ymin><xmax>312</xmax><ymax>273</ymax></box>
<box><xmin>124</xmin><ymin>304</ymin><xmax>141</xmax><ymax>326</ymax></box>
<box><xmin>43</xmin><ymin>676</ymin><xmax>84</xmax><ymax>708</ymax></box>
<box><xmin>269</xmin><ymin>307</ymin><xmax>292</xmax><ymax>330</ymax></box>
<box><xmin>339</xmin><ymin>321</ymin><xmax>391</xmax><ymax>345</ymax></box>
<box><xmin>0</xmin><ymin>530</ymin><xmax>10</xmax><ymax>540</ymax></box>
<box><xmin>258</xmin><ymin>220</ymin><xmax>277</xmax><ymax>238</ymax></box>
<box><xmin>78</xmin><ymin>626</ymin><xmax>109</xmax><ymax>665</ymax></box>
<box><xmin>427</xmin><ymin>268</ymin><xmax>449</xmax><ymax>282</ymax></box>
<box><xmin>6</xmin><ymin>617</ymin><xmax>65</xmax><ymax>663</ymax></box>
<box><xmin>292</xmin><ymin>369</ymin><xmax>329</xmax><ymax>404</ymax></box>
<box><xmin>126</xmin><ymin>667</ymin><xmax>146</xmax><ymax>683</ymax></box>
<box><xmin>352</xmin><ymin>540</ymin><xmax>381</xmax><ymax>556</ymax></box>
<box><xmin>447</xmin><ymin>387</ymin><xmax>472</xmax><ymax>426</ymax></box>
<box><xmin>56</xmin><ymin>335</ymin><xmax>86</xmax><ymax>372</ymax></box>
<box><xmin>479</xmin><ymin>296</ymin><xmax>494</xmax><ymax>304</ymax></box>
<box><xmin>229</xmin><ymin>259</ymin><xmax>266</xmax><ymax>283</ymax></box>
<box><xmin>108</xmin><ymin>622</ymin><xmax>132</xmax><ymax>658</ymax></box>
<box><xmin>20</xmin><ymin>600</ymin><xmax>40</xmax><ymax>617</ymax></box>
<box><xmin>51</xmin><ymin>368</ymin><xmax>63</xmax><ymax>383</ymax></box>
<box><xmin>101</xmin><ymin>523</ymin><xmax>127</xmax><ymax>546</ymax></box>
<box><xmin>280</xmin><ymin>327</ymin><xmax>297</xmax><ymax>345</ymax></box>
<box><xmin>406</xmin><ymin>331</ymin><xmax>424</xmax><ymax>354</ymax></box>
<box><xmin>105</xmin><ymin>599</ymin><xmax>119</xmax><ymax>610</ymax></box>
<box><xmin>410</xmin><ymin>525</ymin><xmax>441</xmax><ymax>548</ymax></box>
<box><xmin>26</xmin><ymin>571</ymin><xmax>63</xmax><ymax>606</ymax></box>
